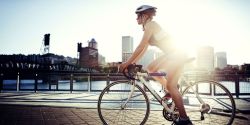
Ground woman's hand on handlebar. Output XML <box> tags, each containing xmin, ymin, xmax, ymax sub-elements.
<box><xmin>119</xmin><ymin>62</ymin><xmax>137</xmax><ymax>80</ymax></box>
<box><xmin>119</xmin><ymin>62</ymin><xmax>129</xmax><ymax>73</ymax></box>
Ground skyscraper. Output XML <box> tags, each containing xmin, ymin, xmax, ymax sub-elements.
<box><xmin>122</xmin><ymin>36</ymin><xmax>133</xmax><ymax>62</ymax></box>
<box><xmin>196</xmin><ymin>46</ymin><xmax>214</xmax><ymax>71</ymax></box>
<box><xmin>215</xmin><ymin>52</ymin><xmax>227</xmax><ymax>69</ymax></box>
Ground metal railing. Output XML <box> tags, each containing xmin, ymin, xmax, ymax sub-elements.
<box><xmin>0</xmin><ymin>72</ymin><xmax>126</xmax><ymax>93</ymax></box>
<box><xmin>0</xmin><ymin>71</ymin><xmax>249</xmax><ymax>98</ymax></box>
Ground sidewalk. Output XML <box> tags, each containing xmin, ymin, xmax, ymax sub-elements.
<box><xmin>0</xmin><ymin>92</ymin><xmax>249</xmax><ymax>125</ymax></box>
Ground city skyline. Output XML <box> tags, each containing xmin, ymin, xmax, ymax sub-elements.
<box><xmin>0</xmin><ymin>0</ymin><xmax>250</xmax><ymax>65</ymax></box>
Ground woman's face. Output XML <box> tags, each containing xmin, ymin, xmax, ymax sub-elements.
<box><xmin>136</xmin><ymin>14</ymin><xmax>143</xmax><ymax>25</ymax></box>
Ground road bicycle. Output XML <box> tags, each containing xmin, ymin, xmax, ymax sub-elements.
<box><xmin>97</xmin><ymin>64</ymin><xmax>236</xmax><ymax>125</ymax></box>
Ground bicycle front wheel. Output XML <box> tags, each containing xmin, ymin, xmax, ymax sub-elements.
<box><xmin>97</xmin><ymin>80</ymin><xmax>150</xmax><ymax>125</ymax></box>
<box><xmin>181</xmin><ymin>80</ymin><xmax>236</xmax><ymax>125</ymax></box>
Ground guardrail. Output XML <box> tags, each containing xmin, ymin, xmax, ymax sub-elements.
<box><xmin>0</xmin><ymin>71</ymin><xmax>249</xmax><ymax>98</ymax></box>
<box><xmin>0</xmin><ymin>72</ymin><xmax>126</xmax><ymax>93</ymax></box>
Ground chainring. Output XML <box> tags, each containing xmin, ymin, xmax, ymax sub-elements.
<box><xmin>162</xmin><ymin>108</ymin><xmax>179</xmax><ymax>121</ymax></box>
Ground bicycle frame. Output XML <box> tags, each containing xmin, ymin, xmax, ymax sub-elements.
<box><xmin>183</xmin><ymin>79</ymin><xmax>206</xmax><ymax>105</ymax></box>
<box><xmin>123</xmin><ymin>71</ymin><xmax>209</xmax><ymax>115</ymax></box>
<box><xmin>123</xmin><ymin>72</ymin><xmax>176</xmax><ymax>114</ymax></box>
<box><xmin>98</xmin><ymin>64</ymin><xmax>236</xmax><ymax>125</ymax></box>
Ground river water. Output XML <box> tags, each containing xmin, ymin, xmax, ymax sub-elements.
<box><xmin>2</xmin><ymin>80</ymin><xmax>250</xmax><ymax>95</ymax></box>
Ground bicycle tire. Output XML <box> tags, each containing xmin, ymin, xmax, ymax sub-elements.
<box><xmin>181</xmin><ymin>80</ymin><xmax>236</xmax><ymax>125</ymax></box>
<box><xmin>97</xmin><ymin>80</ymin><xmax>150</xmax><ymax>125</ymax></box>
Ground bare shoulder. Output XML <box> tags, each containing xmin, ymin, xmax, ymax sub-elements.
<box><xmin>145</xmin><ymin>21</ymin><xmax>158</xmax><ymax>27</ymax></box>
<box><xmin>145</xmin><ymin>21</ymin><xmax>160</xmax><ymax>30</ymax></box>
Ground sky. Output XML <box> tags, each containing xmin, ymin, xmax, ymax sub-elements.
<box><xmin>0</xmin><ymin>0</ymin><xmax>250</xmax><ymax>65</ymax></box>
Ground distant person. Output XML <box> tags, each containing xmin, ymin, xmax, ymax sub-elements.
<box><xmin>120</xmin><ymin>5</ymin><xmax>192</xmax><ymax>125</ymax></box>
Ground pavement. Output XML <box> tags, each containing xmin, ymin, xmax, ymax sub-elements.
<box><xmin>0</xmin><ymin>91</ymin><xmax>249</xmax><ymax>125</ymax></box>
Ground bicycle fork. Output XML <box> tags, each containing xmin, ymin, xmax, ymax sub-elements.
<box><xmin>121</xmin><ymin>81</ymin><xmax>136</xmax><ymax>109</ymax></box>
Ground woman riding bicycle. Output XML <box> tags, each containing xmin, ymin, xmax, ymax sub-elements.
<box><xmin>120</xmin><ymin>5</ymin><xmax>193</xmax><ymax>125</ymax></box>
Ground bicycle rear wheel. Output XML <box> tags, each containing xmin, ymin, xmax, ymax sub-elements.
<box><xmin>181</xmin><ymin>80</ymin><xmax>235</xmax><ymax>125</ymax></box>
<box><xmin>97</xmin><ymin>80</ymin><xmax>150</xmax><ymax>125</ymax></box>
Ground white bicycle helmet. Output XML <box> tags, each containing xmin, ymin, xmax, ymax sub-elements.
<box><xmin>135</xmin><ymin>5</ymin><xmax>157</xmax><ymax>14</ymax></box>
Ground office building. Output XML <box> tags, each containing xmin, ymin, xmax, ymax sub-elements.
<box><xmin>196</xmin><ymin>46</ymin><xmax>214</xmax><ymax>71</ymax></box>
<box><xmin>215</xmin><ymin>52</ymin><xmax>227</xmax><ymax>69</ymax></box>
<box><xmin>79</xmin><ymin>39</ymin><xmax>98</xmax><ymax>68</ymax></box>
<box><xmin>98</xmin><ymin>54</ymin><xmax>106</xmax><ymax>67</ymax></box>
<box><xmin>122</xmin><ymin>36</ymin><xmax>133</xmax><ymax>62</ymax></box>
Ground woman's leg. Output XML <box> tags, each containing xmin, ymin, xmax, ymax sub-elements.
<box><xmin>147</xmin><ymin>55</ymin><xmax>168</xmax><ymax>87</ymax></box>
<box><xmin>165</xmin><ymin>63</ymin><xmax>188</xmax><ymax>118</ymax></box>
<box><xmin>147</xmin><ymin>55</ymin><xmax>188</xmax><ymax>118</ymax></box>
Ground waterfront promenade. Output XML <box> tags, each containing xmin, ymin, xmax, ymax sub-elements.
<box><xmin>0</xmin><ymin>92</ymin><xmax>249</xmax><ymax>125</ymax></box>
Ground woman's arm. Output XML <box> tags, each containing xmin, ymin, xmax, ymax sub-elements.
<box><xmin>119</xmin><ymin>41</ymin><xmax>148</xmax><ymax>71</ymax></box>
<box><xmin>131</xmin><ymin>43</ymin><xmax>148</xmax><ymax>64</ymax></box>
<box><xmin>119</xmin><ymin>21</ymin><xmax>155</xmax><ymax>71</ymax></box>
<box><xmin>125</xmin><ymin>22</ymin><xmax>154</xmax><ymax>64</ymax></box>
